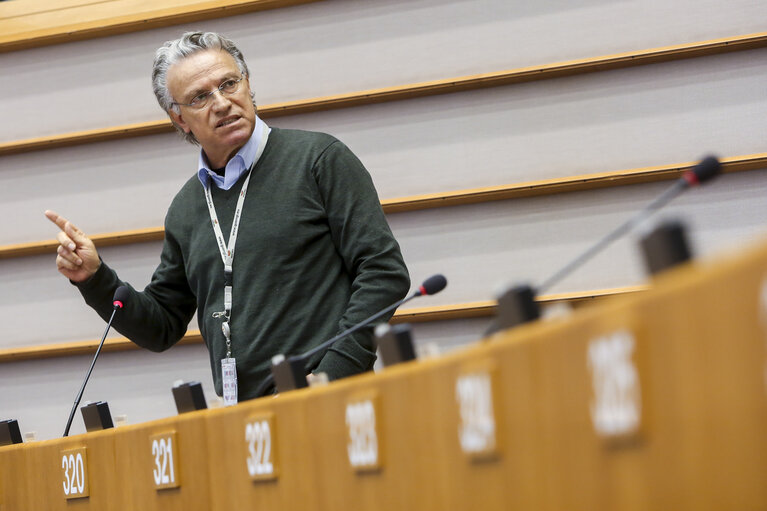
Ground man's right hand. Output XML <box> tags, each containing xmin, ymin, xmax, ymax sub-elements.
<box><xmin>45</xmin><ymin>210</ymin><xmax>101</xmax><ymax>283</ymax></box>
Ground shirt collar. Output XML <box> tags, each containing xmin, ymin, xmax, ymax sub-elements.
<box><xmin>197</xmin><ymin>115</ymin><xmax>269</xmax><ymax>190</ymax></box>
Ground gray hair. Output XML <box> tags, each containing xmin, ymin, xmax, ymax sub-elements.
<box><xmin>152</xmin><ymin>31</ymin><xmax>255</xmax><ymax>144</ymax></box>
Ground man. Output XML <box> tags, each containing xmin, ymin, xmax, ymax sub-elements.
<box><xmin>46</xmin><ymin>32</ymin><xmax>410</xmax><ymax>400</ymax></box>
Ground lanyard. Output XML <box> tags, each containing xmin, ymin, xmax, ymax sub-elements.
<box><xmin>204</xmin><ymin>123</ymin><xmax>270</xmax><ymax>357</ymax></box>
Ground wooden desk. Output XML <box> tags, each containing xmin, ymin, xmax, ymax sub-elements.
<box><xmin>2</xmin><ymin>238</ymin><xmax>766</xmax><ymax>510</ymax></box>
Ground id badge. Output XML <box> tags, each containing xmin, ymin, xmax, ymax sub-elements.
<box><xmin>221</xmin><ymin>357</ymin><xmax>238</xmax><ymax>406</ymax></box>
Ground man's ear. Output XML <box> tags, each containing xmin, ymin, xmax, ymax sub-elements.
<box><xmin>169</xmin><ymin>109</ymin><xmax>191</xmax><ymax>134</ymax></box>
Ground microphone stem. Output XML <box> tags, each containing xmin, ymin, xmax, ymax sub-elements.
<box><xmin>301</xmin><ymin>292</ymin><xmax>418</xmax><ymax>360</ymax></box>
<box><xmin>538</xmin><ymin>179</ymin><xmax>687</xmax><ymax>294</ymax></box>
<box><xmin>63</xmin><ymin>307</ymin><xmax>118</xmax><ymax>437</ymax></box>
<box><xmin>254</xmin><ymin>292</ymin><xmax>421</xmax><ymax>398</ymax></box>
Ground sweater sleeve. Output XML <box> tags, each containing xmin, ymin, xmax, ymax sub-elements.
<box><xmin>75</xmin><ymin>218</ymin><xmax>197</xmax><ymax>352</ymax></box>
<box><xmin>311</xmin><ymin>140</ymin><xmax>410</xmax><ymax>379</ymax></box>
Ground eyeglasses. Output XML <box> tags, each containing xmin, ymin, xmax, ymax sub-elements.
<box><xmin>172</xmin><ymin>76</ymin><xmax>244</xmax><ymax>110</ymax></box>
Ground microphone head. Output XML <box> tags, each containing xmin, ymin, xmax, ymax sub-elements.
<box><xmin>418</xmin><ymin>274</ymin><xmax>447</xmax><ymax>296</ymax></box>
<box><xmin>112</xmin><ymin>286</ymin><xmax>129</xmax><ymax>309</ymax></box>
<box><xmin>684</xmin><ymin>155</ymin><xmax>721</xmax><ymax>186</ymax></box>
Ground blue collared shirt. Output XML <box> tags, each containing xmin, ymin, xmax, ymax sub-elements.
<box><xmin>197</xmin><ymin>116</ymin><xmax>270</xmax><ymax>190</ymax></box>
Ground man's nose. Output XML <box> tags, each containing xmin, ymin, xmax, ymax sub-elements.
<box><xmin>209</xmin><ymin>89</ymin><xmax>232</xmax><ymax>110</ymax></box>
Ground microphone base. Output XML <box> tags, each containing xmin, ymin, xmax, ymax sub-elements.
<box><xmin>271</xmin><ymin>356</ymin><xmax>309</xmax><ymax>393</ymax></box>
<box><xmin>172</xmin><ymin>381</ymin><xmax>208</xmax><ymax>413</ymax></box>
<box><xmin>81</xmin><ymin>401</ymin><xmax>114</xmax><ymax>432</ymax></box>
<box><xmin>641</xmin><ymin>221</ymin><xmax>692</xmax><ymax>276</ymax></box>
<box><xmin>0</xmin><ymin>419</ymin><xmax>22</xmax><ymax>445</ymax></box>
<box><xmin>377</xmin><ymin>324</ymin><xmax>417</xmax><ymax>366</ymax></box>
<box><xmin>496</xmin><ymin>284</ymin><xmax>540</xmax><ymax>330</ymax></box>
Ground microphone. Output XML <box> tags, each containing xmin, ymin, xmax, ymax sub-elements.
<box><xmin>536</xmin><ymin>155</ymin><xmax>721</xmax><ymax>294</ymax></box>
<box><xmin>488</xmin><ymin>156</ymin><xmax>721</xmax><ymax>336</ymax></box>
<box><xmin>417</xmin><ymin>274</ymin><xmax>448</xmax><ymax>296</ymax></box>
<box><xmin>112</xmin><ymin>287</ymin><xmax>128</xmax><ymax>309</ymax></box>
<box><xmin>255</xmin><ymin>274</ymin><xmax>448</xmax><ymax>397</ymax></box>
<box><xmin>63</xmin><ymin>286</ymin><xmax>129</xmax><ymax>437</ymax></box>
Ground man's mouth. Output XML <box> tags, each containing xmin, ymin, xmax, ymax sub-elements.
<box><xmin>217</xmin><ymin>116</ymin><xmax>240</xmax><ymax>128</ymax></box>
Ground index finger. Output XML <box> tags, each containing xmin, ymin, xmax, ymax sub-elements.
<box><xmin>44</xmin><ymin>210</ymin><xmax>69</xmax><ymax>231</ymax></box>
<box><xmin>46</xmin><ymin>210</ymin><xmax>90</xmax><ymax>246</ymax></box>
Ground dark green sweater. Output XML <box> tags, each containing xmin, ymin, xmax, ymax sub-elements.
<box><xmin>77</xmin><ymin>128</ymin><xmax>410</xmax><ymax>399</ymax></box>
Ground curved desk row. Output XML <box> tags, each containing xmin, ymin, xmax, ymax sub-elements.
<box><xmin>2</xmin><ymin>238</ymin><xmax>766</xmax><ymax>510</ymax></box>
